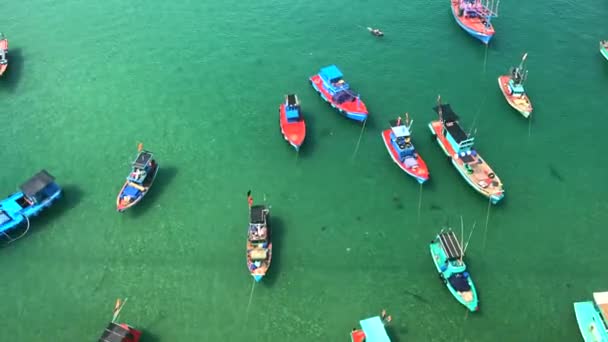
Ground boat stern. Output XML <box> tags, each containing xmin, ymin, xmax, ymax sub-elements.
<box><xmin>252</xmin><ymin>274</ymin><xmax>264</xmax><ymax>282</ymax></box>
<box><xmin>574</xmin><ymin>301</ymin><xmax>608</xmax><ymax>341</ymax></box>
<box><xmin>490</xmin><ymin>191</ymin><xmax>504</xmax><ymax>205</ymax></box>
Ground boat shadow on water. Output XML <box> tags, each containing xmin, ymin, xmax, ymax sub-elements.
<box><xmin>294</xmin><ymin>110</ymin><xmax>316</xmax><ymax>158</ymax></box>
<box><xmin>0</xmin><ymin>184</ymin><xmax>84</xmax><ymax>247</ymax></box>
<box><xmin>260</xmin><ymin>215</ymin><xmax>285</xmax><ymax>287</ymax></box>
<box><xmin>129</xmin><ymin>166</ymin><xmax>178</xmax><ymax>217</ymax></box>
<box><xmin>0</xmin><ymin>47</ymin><xmax>24</xmax><ymax>92</ymax></box>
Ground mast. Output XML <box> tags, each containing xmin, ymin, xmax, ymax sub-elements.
<box><xmin>436</xmin><ymin>95</ymin><xmax>443</xmax><ymax>122</ymax></box>
<box><xmin>514</xmin><ymin>52</ymin><xmax>528</xmax><ymax>85</ymax></box>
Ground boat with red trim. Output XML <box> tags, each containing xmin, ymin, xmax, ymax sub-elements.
<box><xmin>498</xmin><ymin>52</ymin><xmax>533</xmax><ymax>118</ymax></box>
<box><xmin>350</xmin><ymin>312</ymin><xmax>392</xmax><ymax>342</ymax></box>
<box><xmin>600</xmin><ymin>41</ymin><xmax>608</xmax><ymax>61</ymax></box>
<box><xmin>0</xmin><ymin>33</ymin><xmax>8</xmax><ymax>76</ymax></box>
<box><xmin>279</xmin><ymin>94</ymin><xmax>306</xmax><ymax>151</ymax></box>
<box><xmin>309</xmin><ymin>65</ymin><xmax>368</xmax><ymax>122</ymax></box>
<box><xmin>98</xmin><ymin>298</ymin><xmax>142</xmax><ymax>342</ymax></box>
<box><xmin>116</xmin><ymin>145</ymin><xmax>159</xmax><ymax>212</ymax></box>
<box><xmin>246</xmin><ymin>191</ymin><xmax>272</xmax><ymax>282</ymax></box>
<box><xmin>381</xmin><ymin>114</ymin><xmax>429</xmax><ymax>184</ymax></box>
<box><xmin>451</xmin><ymin>0</ymin><xmax>499</xmax><ymax>44</ymax></box>
<box><xmin>428</xmin><ymin>96</ymin><xmax>504</xmax><ymax>204</ymax></box>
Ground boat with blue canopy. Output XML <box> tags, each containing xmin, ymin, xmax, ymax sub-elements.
<box><xmin>350</xmin><ymin>315</ymin><xmax>391</xmax><ymax>342</ymax></box>
<box><xmin>0</xmin><ymin>170</ymin><xmax>62</xmax><ymax>244</ymax></box>
<box><xmin>309</xmin><ymin>65</ymin><xmax>368</xmax><ymax>122</ymax></box>
<box><xmin>429</xmin><ymin>229</ymin><xmax>478</xmax><ymax>312</ymax></box>
<box><xmin>573</xmin><ymin>291</ymin><xmax>608</xmax><ymax>342</ymax></box>
<box><xmin>116</xmin><ymin>146</ymin><xmax>159</xmax><ymax>212</ymax></box>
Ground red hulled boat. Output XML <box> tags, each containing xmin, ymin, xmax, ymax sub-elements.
<box><xmin>381</xmin><ymin>114</ymin><xmax>429</xmax><ymax>184</ymax></box>
<box><xmin>279</xmin><ymin>94</ymin><xmax>306</xmax><ymax>151</ymax></box>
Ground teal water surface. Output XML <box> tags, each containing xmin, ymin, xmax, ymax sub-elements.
<box><xmin>1</xmin><ymin>0</ymin><xmax>608</xmax><ymax>341</ymax></box>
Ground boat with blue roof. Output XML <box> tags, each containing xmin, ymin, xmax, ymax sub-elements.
<box><xmin>430</xmin><ymin>229</ymin><xmax>479</xmax><ymax>312</ymax></box>
<box><xmin>451</xmin><ymin>0</ymin><xmax>499</xmax><ymax>44</ymax></box>
<box><xmin>498</xmin><ymin>52</ymin><xmax>533</xmax><ymax>118</ymax></box>
<box><xmin>428</xmin><ymin>96</ymin><xmax>504</xmax><ymax>204</ymax></box>
<box><xmin>116</xmin><ymin>145</ymin><xmax>159</xmax><ymax>212</ymax></box>
<box><xmin>309</xmin><ymin>65</ymin><xmax>368</xmax><ymax>122</ymax></box>
<box><xmin>350</xmin><ymin>312</ymin><xmax>392</xmax><ymax>342</ymax></box>
<box><xmin>246</xmin><ymin>191</ymin><xmax>272</xmax><ymax>282</ymax></box>
<box><xmin>574</xmin><ymin>291</ymin><xmax>608</xmax><ymax>342</ymax></box>
<box><xmin>0</xmin><ymin>170</ymin><xmax>62</xmax><ymax>244</ymax></box>
<box><xmin>279</xmin><ymin>94</ymin><xmax>306</xmax><ymax>151</ymax></box>
<box><xmin>381</xmin><ymin>114</ymin><xmax>429</xmax><ymax>184</ymax></box>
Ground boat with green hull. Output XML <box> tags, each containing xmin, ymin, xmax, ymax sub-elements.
<box><xmin>601</xmin><ymin>41</ymin><xmax>608</xmax><ymax>61</ymax></box>
<box><xmin>573</xmin><ymin>291</ymin><xmax>608</xmax><ymax>342</ymax></box>
<box><xmin>429</xmin><ymin>229</ymin><xmax>478</xmax><ymax>312</ymax></box>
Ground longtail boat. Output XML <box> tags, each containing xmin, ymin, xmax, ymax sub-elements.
<box><xmin>430</xmin><ymin>229</ymin><xmax>478</xmax><ymax>312</ymax></box>
<box><xmin>498</xmin><ymin>52</ymin><xmax>533</xmax><ymax>118</ymax></box>
<box><xmin>0</xmin><ymin>33</ymin><xmax>8</xmax><ymax>76</ymax></box>
<box><xmin>451</xmin><ymin>0</ymin><xmax>499</xmax><ymax>44</ymax></box>
<box><xmin>573</xmin><ymin>292</ymin><xmax>608</xmax><ymax>342</ymax></box>
<box><xmin>116</xmin><ymin>146</ymin><xmax>159</xmax><ymax>212</ymax></box>
<box><xmin>279</xmin><ymin>94</ymin><xmax>306</xmax><ymax>151</ymax></box>
<box><xmin>428</xmin><ymin>96</ymin><xmax>504</xmax><ymax>204</ymax></box>
<box><xmin>350</xmin><ymin>313</ymin><xmax>391</xmax><ymax>342</ymax></box>
<box><xmin>367</xmin><ymin>27</ymin><xmax>384</xmax><ymax>37</ymax></box>
<box><xmin>0</xmin><ymin>170</ymin><xmax>62</xmax><ymax>244</ymax></box>
<box><xmin>381</xmin><ymin>114</ymin><xmax>430</xmax><ymax>184</ymax></box>
<box><xmin>98</xmin><ymin>298</ymin><xmax>142</xmax><ymax>342</ymax></box>
<box><xmin>601</xmin><ymin>41</ymin><xmax>608</xmax><ymax>61</ymax></box>
<box><xmin>246</xmin><ymin>191</ymin><xmax>272</xmax><ymax>282</ymax></box>
<box><xmin>310</xmin><ymin>65</ymin><xmax>368</xmax><ymax>122</ymax></box>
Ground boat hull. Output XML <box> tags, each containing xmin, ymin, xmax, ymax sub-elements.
<box><xmin>450</xmin><ymin>0</ymin><xmax>495</xmax><ymax>44</ymax></box>
<box><xmin>0</xmin><ymin>186</ymin><xmax>62</xmax><ymax>233</ymax></box>
<box><xmin>497</xmin><ymin>76</ymin><xmax>532</xmax><ymax>118</ymax></box>
<box><xmin>116</xmin><ymin>163</ymin><xmax>159</xmax><ymax>212</ymax></box>
<box><xmin>0</xmin><ymin>37</ymin><xmax>8</xmax><ymax>76</ymax></box>
<box><xmin>428</xmin><ymin>121</ymin><xmax>504</xmax><ymax>204</ymax></box>
<box><xmin>573</xmin><ymin>301</ymin><xmax>608</xmax><ymax>342</ymax></box>
<box><xmin>350</xmin><ymin>329</ymin><xmax>366</xmax><ymax>342</ymax></box>
<box><xmin>601</xmin><ymin>42</ymin><xmax>608</xmax><ymax>61</ymax></box>
<box><xmin>247</xmin><ymin>243</ymin><xmax>272</xmax><ymax>282</ymax></box>
<box><xmin>429</xmin><ymin>239</ymin><xmax>479</xmax><ymax>311</ymax></box>
<box><xmin>381</xmin><ymin>129</ymin><xmax>429</xmax><ymax>184</ymax></box>
<box><xmin>279</xmin><ymin>103</ymin><xmax>306</xmax><ymax>151</ymax></box>
<box><xmin>309</xmin><ymin>74</ymin><xmax>368</xmax><ymax>122</ymax></box>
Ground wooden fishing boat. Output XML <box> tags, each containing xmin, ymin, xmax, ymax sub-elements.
<box><xmin>430</xmin><ymin>229</ymin><xmax>478</xmax><ymax>312</ymax></box>
<box><xmin>279</xmin><ymin>94</ymin><xmax>306</xmax><ymax>151</ymax></box>
<box><xmin>367</xmin><ymin>27</ymin><xmax>384</xmax><ymax>37</ymax></box>
<box><xmin>381</xmin><ymin>114</ymin><xmax>430</xmax><ymax>184</ymax></box>
<box><xmin>310</xmin><ymin>65</ymin><xmax>368</xmax><ymax>122</ymax></box>
<box><xmin>0</xmin><ymin>33</ymin><xmax>8</xmax><ymax>76</ymax></box>
<box><xmin>350</xmin><ymin>314</ymin><xmax>391</xmax><ymax>342</ymax></box>
<box><xmin>116</xmin><ymin>147</ymin><xmax>159</xmax><ymax>212</ymax></box>
<box><xmin>99</xmin><ymin>299</ymin><xmax>142</xmax><ymax>342</ymax></box>
<box><xmin>498</xmin><ymin>52</ymin><xmax>533</xmax><ymax>118</ymax></box>
<box><xmin>600</xmin><ymin>41</ymin><xmax>608</xmax><ymax>61</ymax></box>
<box><xmin>428</xmin><ymin>96</ymin><xmax>504</xmax><ymax>204</ymax></box>
<box><xmin>246</xmin><ymin>191</ymin><xmax>272</xmax><ymax>282</ymax></box>
<box><xmin>0</xmin><ymin>170</ymin><xmax>62</xmax><ymax>244</ymax></box>
<box><xmin>574</xmin><ymin>292</ymin><xmax>608</xmax><ymax>342</ymax></box>
<box><xmin>451</xmin><ymin>0</ymin><xmax>499</xmax><ymax>44</ymax></box>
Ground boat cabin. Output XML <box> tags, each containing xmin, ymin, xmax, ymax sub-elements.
<box><xmin>594</xmin><ymin>292</ymin><xmax>608</xmax><ymax>323</ymax></box>
<box><xmin>434</xmin><ymin>104</ymin><xmax>475</xmax><ymax>154</ymax></box>
<box><xmin>128</xmin><ymin>151</ymin><xmax>154</xmax><ymax>184</ymax></box>
<box><xmin>285</xmin><ymin>94</ymin><xmax>301</xmax><ymax>123</ymax></box>
<box><xmin>388</xmin><ymin>120</ymin><xmax>417</xmax><ymax>164</ymax></box>
<box><xmin>248</xmin><ymin>205</ymin><xmax>269</xmax><ymax>243</ymax></box>
<box><xmin>438</xmin><ymin>230</ymin><xmax>467</xmax><ymax>276</ymax></box>
<box><xmin>319</xmin><ymin>65</ymin><xmax>359</xmax><ymax>105</ymax></box>
<box><xmin>98</xmin><ymin>322</ymin><xmax>141</xmax><ymax>342</ymax></box>
<box><xmin>353</xmin><ymin>316</ymin><xmax>391</xmax><ymax>342</ymax></box>
<box><xmin>19</xmin><ymin>170</ymin><xmax>61</xmax><ymax>205</ymax></box>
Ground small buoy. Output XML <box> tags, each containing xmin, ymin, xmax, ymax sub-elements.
<box><xmin>346</xmin><ymin>247</ymin><xmax>351</xmax><ymax>252</ymax></box>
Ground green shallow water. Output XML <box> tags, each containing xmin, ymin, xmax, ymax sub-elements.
<box><xmin>1</xmin><ymin>0</ymin><xmax>608</xmax><ymax>341</ymax></box>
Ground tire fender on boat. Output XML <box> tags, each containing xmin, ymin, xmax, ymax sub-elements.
<box><xmin>488</xmin><ymin>172</ymin><xmax>495</xmax><ymax>179</ymax></box>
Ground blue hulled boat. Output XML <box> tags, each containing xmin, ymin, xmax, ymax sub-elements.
<box><xmin>116</xmin><ymin>148</ymin><xmax>159</xmax><ymax>212</ymax></box>
<box><xmin>574</xmin><ymin>292</ymin><xmax>608</xmax><ymax>341</ymax></box>
<box><xmin>0</xmin><ymin>170</ymin><xmax>62</xmax><ymax>243</ymax></box>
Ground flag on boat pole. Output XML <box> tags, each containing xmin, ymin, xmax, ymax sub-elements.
<box><xmin>397</xmin><ymin>116</ymin><xmax>401</xmax><ymax>125</ymax></box>
<box><xmin>112</xmin><ymin>298</ymin><xmax>127</xmax><ymax>323</ymax></box>
<box><xmin>137</xmin><ymin>143</ymin><xmax>143</xmax><ymax>152</ymax></box>
<box><xmin>522</xmin><ymin>52</ymin><xmax>528</xmax><ymax>61</ymax></box>
<box><xmin>247</xmin><ymin>190</ymin><xmax>253</xmax><ymax>207</ymax></box>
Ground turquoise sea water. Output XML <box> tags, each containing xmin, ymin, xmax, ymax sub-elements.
<box><xmin>1</xmin><ymin>0</ymin><xmax>608</xmax><ymax>341</ymax></box>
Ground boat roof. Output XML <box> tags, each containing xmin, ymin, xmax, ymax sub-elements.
<box><xmin>359</xmin><ymin>316</ymin><xmax>391</xmax><ymax>342</ymax></box>
<box><xmin>287</xmin><ymin>94</ymin><xmax>298</xmax><ymax>106</ymax></box>
<box><xmin>320</xmin><ymin>65</ymin><xmax>343</xmax><ymax>83</ymax></box>
<box><xmin>98</xmin><ymin>322</ymin><xmax>134</xmax><ymax>342</ymax></box>
<box><xmin>19</xmin><ymin>170</ymin><xmax>55</xmax><ymax>198</ymax></box>
<box><xmin>250</xmin><ymin>205</ymin><xmax>266</xmax><ymax>224</ymax></box>
<box><xmin>445</xmin><ymin>122</ymin><xmax>469</xmax><ymax>144</ymax></box>
<box><xmin>439</xmin><ymin>230</ymin><xmax>463</xmax><ymax>260</ymax></box>
<box><xmin>594</xmin><ymin>292</ymin><xmax>608</xmax><ymax>320</ymax></box>
<box><xmin>434</xmin><ymin>104</ymin><xmax>459</xmax><ymax>122</ymax></box>
<box><xmin>390</xmin><ymin>125</ymin><xmax>410</xmax><ymax>138</ymax></box>
<box><xmin>132</xmin><ymin>151</ymin><xmax>153</xmax><ymax>169</ymax></box>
